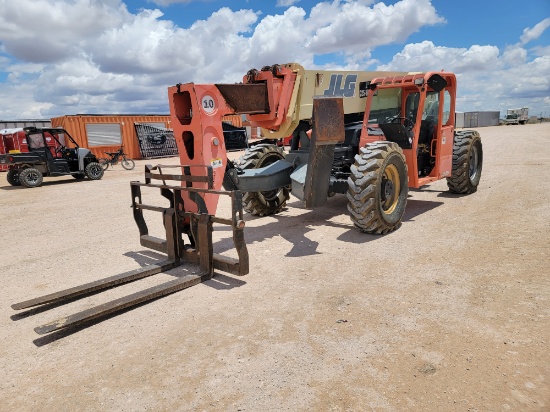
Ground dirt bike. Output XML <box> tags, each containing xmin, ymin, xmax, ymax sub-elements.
<box><xmin>98</xmin><ymin>146</ymin><xmax>135</xmax><ymax>170</ymax></box>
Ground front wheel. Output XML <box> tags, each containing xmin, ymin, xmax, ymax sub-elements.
<box><xmin>19</xmin><ymin>168</ymin><xmax>44</xmax><ymax>188</ymax></box>
<box><xmin>446</xmin><ymin>130</ymin><xmax>483</xmax><ymax>194</ymax></box>
<box><xmin>346</xmin><ymin>141</ymin><xmax>408</xmax><ymax>234</ymax></box>
<box><xmin>121</xmin><ymin>157</ymin><xmax>135</xmax><ymax>170</ymax></box>
<box><xmin>85</xmin><ymin>162</ymin><xmax>104</xmax><ymax>180</ymax></box>
<box><xmin>6</xmin><ymin>169</ymin><xmax>21</xmax><ymax>186</ymax></box>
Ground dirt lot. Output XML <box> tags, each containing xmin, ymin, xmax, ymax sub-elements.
<box><xmin>1</xmin><ymin>123</ymin><xmax>549</xmax><ymax>411</ymax></box>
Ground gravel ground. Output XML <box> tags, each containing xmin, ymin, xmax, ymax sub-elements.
<box><xmin>1</xmin><ymin>123</ymin><xmax>549</xmax><ymax>411</ymax></box>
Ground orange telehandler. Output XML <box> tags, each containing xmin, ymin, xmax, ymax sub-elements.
<box><xmin>12</xmin><ymin>63</ymin><xmax>482</xmax><ymax>336</ymax></box>
<box><xmin>170</xmin><ymin>63</ymin><xmax>482</xmax><ymax>233</ymax></box>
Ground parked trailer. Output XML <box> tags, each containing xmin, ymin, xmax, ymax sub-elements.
<box><xmin>505</xmin><ymin>107</ymin><xmax>528</xmax><ymax>125</ymax></box>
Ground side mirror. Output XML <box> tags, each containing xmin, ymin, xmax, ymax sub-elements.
<box><xmin>427</xmin><ymin>74</ymin><xmax>447</xmax><ymax>92</ymax></box>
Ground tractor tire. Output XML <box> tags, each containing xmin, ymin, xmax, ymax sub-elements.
<box><xmin>85</xmin><ymin>162</ymin><xmax>104</xmax><ymax>180</ymax></box>
<box><xmin>446</xmin><ymin>130</ymin><xmax>483</xmax><ymax>194</ymax></box>
<box><xmin>6</xmin><ymin>169</ymin><xmax>21</xmax><ymax>186</ymax></box>
<box><xmin>346</xmin><ymin>141</ymin><xmax>408</xmax><ymax>234</ymax></box>
<box><xmin>98</xmin><ymin>158</ymin><xmax>110</xmax><ymax>170</ymax></box>
<box><xmin>238</xmin><ymin>144</ymin><xmax>290</xmax><ymax>216</ymax></box>
<box><xmin>18</xmin><ymin>168</ymin><xmax>44</xmax><ymax>188</ymax></box>
<box><xmin>121</xmin><ymin>158</ymin><xmax>135</xmax><ymax>170</ymax></box>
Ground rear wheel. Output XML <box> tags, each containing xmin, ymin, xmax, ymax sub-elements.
<box><xmin>6</xmin><ymin>169</ymin><xmax>21</xmax><ymax>186</ymax></box>
<box><xmin>19</xmin><ymin>168</ymin><xmax>43</xmax><ymax>188</ymax></box>
<box><xmin>238</xmin><ymin>144</ymin><xmax>290</xmax><ymax>216</ymax></box>
<box><xmin>98</xmin><ymin>158</ymin><xmax>110</xmax><ymax>170</ymax></box>
<box><xmin>121</xmin><ymin>157</ymin><xmax>135</xmax><ymax>170</ymax></box>
<box><xmin>446</xmin><ymin>131</ymin><xmax>483</xmax><ymax>194</ymax></box>
<box><xmin>85</xmin><ymin>162</ymin><xmax>104</xmax><ymax>180</ymax></box>
<box><xmin>346</xmin><ymin>141</ymin><xmax>408</xmax><ymax>234</ymax></box>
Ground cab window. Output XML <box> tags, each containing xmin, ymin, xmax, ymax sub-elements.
<box><xmin>27</xmin><ymin>133</ymin><xmax>45</xmax><ymax>149</ymax></box>
<box><xmin>442</xmin><ymin>90</ymin><xmax>452</xmax><ymax>125</ymax></box>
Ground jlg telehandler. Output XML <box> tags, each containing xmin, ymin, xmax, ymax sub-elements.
<box><xmin>171</xmin><ymin>63</ymin><xmax>482</xmax><ymax>233</ymax></box>
<box><xmin>12</xmin><ymin>63</ymin><xmax>482</xmax><ymax>337</ymax></box>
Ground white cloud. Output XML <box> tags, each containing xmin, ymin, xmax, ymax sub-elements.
<box><xmin>520</xmin><ymin>18</ymin><xmax>550</xmax><ymax>45</ymax></box>
<box><xmin>377</xmin><ymin>41</ymin><xmax>500</xmax><ymax>73</ymax></box>
<box><xmin>379</xmin><ymin>40</ymin><xmax>550</xmax><ymax>114</ymax></box>
<box><xmin>307</xmin><ymin>0</ymin><xmax>445</xmax><ymax>54</ymax></box>
<box><xmin>276</xmin><ymin>0</ymin><xmax>301</xmax><ymax>7</ymax></box>
<box><xmin>0</xmin><ymin>0</ymin><xmax>126</xmax><ymax>63</ymax></box>
<box><xmin>0</xmin><ymin>0</ymin><xmax>547</xmax><ymax>118</ymax></box>
<box><xmin>502</xmin><ymin>45</ymin><xmax>527</xmax><ymax>66</ymax></box>
<box><xmin>146</xmin><ymin>0</ymin><xmax>197</xmax><ymax>6</ymax></box>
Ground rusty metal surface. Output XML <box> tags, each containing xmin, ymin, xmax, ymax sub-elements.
<box><xmin>215</xmin><ymin>83</ymin><xmax>269</xmax><ymax>114</ymax></box>
<box><xmin>310</xmin><ymin>97</ymin><xmax>345</xmax><ymax>145</ymax></box>
<box><xmin>303</xmin><ymin>97</ymin><xmax>345</xmax><ymax>208</ymax></box>
<box><xmin>11</xmin><ymin>262</ymin><xmax>178</xmax><ymax>311</ymax></box>
<box><xmin>34</xmin><ymin>274</ymin><xmax>206</xmax><ymax>335</ymax></box>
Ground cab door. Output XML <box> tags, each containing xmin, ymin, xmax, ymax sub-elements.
<box><xmin>436</xmin><ymin>88</ymin><xmax>454</xmax><ymax>178</ymax></box>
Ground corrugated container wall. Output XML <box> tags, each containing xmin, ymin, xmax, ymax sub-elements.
<box><xmin>51</xmin><ymin>115</ymin><xmax>170</xmax><ymax>160</ymax></box>
<box><xmin>0</xmin><ymin>120</ymin><xmax>51</xmax><ymax>129</ymax></box>
<box><xmin>455</xmin><ymin>112</ymin><xmax>465</xmax><ymax>128</ymax></box>
<box><xmin>51</xmin><ymin>114</ymin><xmax>244</xmax><ymax>160</ymax></box>
<box><xmin>462</xmin><ymin>111</ymin><xmax>500</xmax><ymax>128</ymax></box>
<box><xmin>477</xmin><ymin>111</ymin><xmax>500</xmax><ymax>127</ymax></box>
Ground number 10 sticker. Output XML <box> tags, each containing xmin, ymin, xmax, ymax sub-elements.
<box><xmin>201</xmin><ymin>95</ymin><xmax>216</xmax><ymax>114</ymax></box>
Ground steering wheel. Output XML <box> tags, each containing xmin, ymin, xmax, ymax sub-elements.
<box><xmin>55</xmin><ymin>145</ymin><xmax>65</xmax><ymax>156</ymax></box>
<box><xmin>391</xmin><ymin>116</ymin><xmax>414</xmax><ymax>130</ymax></box>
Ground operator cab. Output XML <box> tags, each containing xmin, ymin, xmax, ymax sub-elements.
<box><xmin>361</xmin><ymin>72</ymin><xmax>456</xmax><ymax>188</ymax></box>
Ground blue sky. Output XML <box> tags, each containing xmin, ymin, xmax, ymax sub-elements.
<box><xmin>0</xmin><ymin>0</ymin><xmax>549</xmax><ymax>119</ymax></box>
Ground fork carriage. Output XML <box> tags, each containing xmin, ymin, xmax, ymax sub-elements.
<box><xmin>12</xmin><ymin>164</ymin><xmax>249</xmax><ymax>336</ymax></box>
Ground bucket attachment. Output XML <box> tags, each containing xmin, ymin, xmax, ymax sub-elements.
<box><xmin>12</xmin><ymin>164</ymin><xmax>249</xmax><ymax>336</ymax></box>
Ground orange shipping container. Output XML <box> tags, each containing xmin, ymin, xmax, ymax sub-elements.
<box><xmin>51</xmin><ymin>114</ymin><xmax>171</xmax><ymax>160</ymax></box>
<box><xmin>51</xmin><ymin>114</ymin><xmax>244</xmax><ymax>160</ymax></box>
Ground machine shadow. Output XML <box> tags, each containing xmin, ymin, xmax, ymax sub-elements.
<box><xmin>409</xmin><ymin>187</ymin><xmax>465</xmax><ymax>199</ymax></box>
<box><xmin>402</xmin><ymin>198</ymin><xmax>444</xmax><ymax>222</ymax></box>
<box><xmin>212</xmin><ymin>193</ymin><xmax>444</xmax><ymax>257</ymax></box>
<box><xmin>1</xmin><ymin>179</ymin><xmax>93</xmax><ymax>190</ymax></box>
<box><xmin>123</xmin><ymin>250</ymin><xmax>246</xmax><ymax>291</ymax></box>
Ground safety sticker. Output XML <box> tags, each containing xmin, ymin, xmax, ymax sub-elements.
<box><xmin>211</xmin><ymin>158</ymin><xmax>223</xmax><ymax>168</ymax></box>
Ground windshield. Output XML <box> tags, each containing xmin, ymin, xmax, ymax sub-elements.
<box><xmin>367</xmin><ymin>88</ymin><xmax>402</xmax><ymax>123</ymax></box>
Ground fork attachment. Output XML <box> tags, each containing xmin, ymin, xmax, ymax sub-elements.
<box><xmin>12</xmin><ymin>164</ymin><xmax>249</xmax><ymax>336</ymax></box>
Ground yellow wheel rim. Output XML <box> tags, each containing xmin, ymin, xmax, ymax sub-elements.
<box><xmin>381</xmin><ymin>164</ymin><xmax>401</xmax><ymax>215</ymax></box>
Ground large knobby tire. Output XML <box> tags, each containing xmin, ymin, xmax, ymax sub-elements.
<box><xmin>85</xmin><ymin>162</ymin><xmax>104</xmax><ymax>180</ymax></box>
<box><xmin>19</xmin><ymin>168</ymin><xmax>44</xmax><ymax>188</ymax></box>
<box><xmin>121</xmin><ymin>157</ymin><xmax>135</xmax><ymax>170</ymax></box>
<box><xmin>346</xmin><ymin>141</ymin><xmax>408</xmax><ymax>234</ymax></box>
<box><xmin>6</xmin><ymin>169</ymin><xmax>21</xmax><ymax>186</ymax></box>
<box><xmin>446</xmin><ymin>130</ymin><xmax>483</xmax><ymax>194</ymax></box>
<box><xmin>238</xmin><ymin>144</ymin><xmax>290</xmax><ymax>216</ymax></box>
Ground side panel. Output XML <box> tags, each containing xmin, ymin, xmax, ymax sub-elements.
<box><xmin>436</xmin><ymin>83</ymin><xmax>456</xmax><ymax>179</ymax></box>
